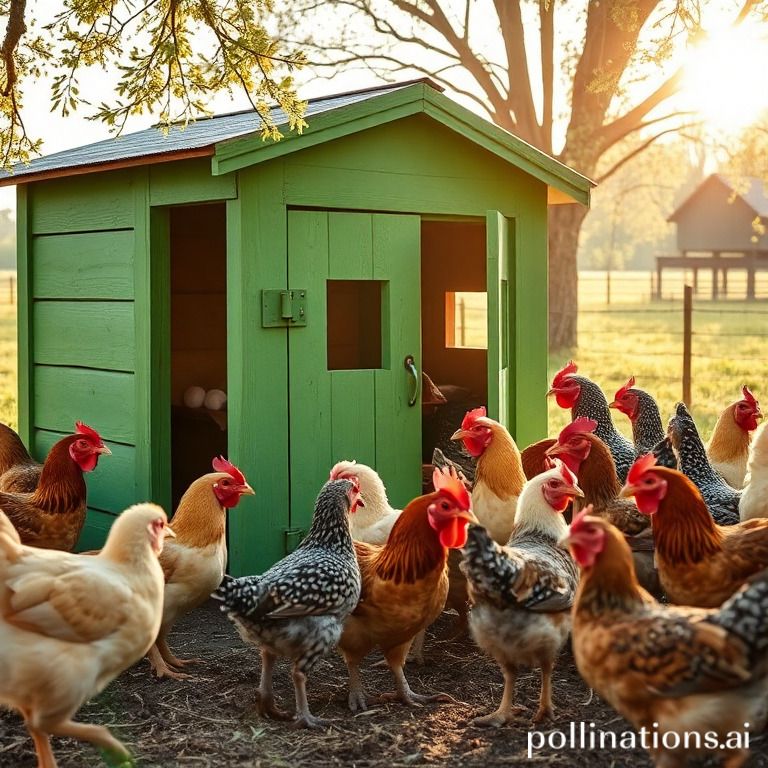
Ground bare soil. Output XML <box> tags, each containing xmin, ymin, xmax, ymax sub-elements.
<box><xmin>1</xmin><ymin>602</ymin><xmax>766</xmax><ymax>767</ymax></box>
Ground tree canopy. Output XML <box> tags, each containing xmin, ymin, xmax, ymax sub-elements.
<box><xmin>0</xmin><ymin>0</ymin><xmax>307</xmax><ymax>167</ymax></box>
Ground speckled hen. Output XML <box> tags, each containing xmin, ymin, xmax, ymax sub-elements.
<box><xmin>609</xmin><ymin>376</ymin><xmax>665</xmax><ymax>456</ymax></box>
<box><xmin>547</xmin><ymin>361</ymin><xmax>634</xmax><ymax>482</ymax></box>
<box><xmin>214</xmin><ymin>478</ymin><xmax>363</xmax><ymax>728</ymax></box>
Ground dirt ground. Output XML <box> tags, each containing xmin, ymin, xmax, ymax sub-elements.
<box><xmin>1</xmin><ymin>603</ymin><xmax>766</xmax><ymax>768</ymax></box>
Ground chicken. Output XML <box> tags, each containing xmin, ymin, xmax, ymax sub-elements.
<box><xmin>0</xmin><ymin>421</ymin><xmax>40</xmax><ymax>492</ymax></box>
<box><xmin>668</xmin><ymin>401</ymin><xmax>740</xmax><ymax>525</ymax></box>
<box><xmin>450</xmin><ymin>406</ymin><xmax>524</xmax><ymax>545</ymax></box>
<box><xmin>0</xmin><ymin>502</ymin><xmax>172</xmax><ymax>768</ymax></box>
<box><xmin>147</xmin><ymin>456</ymin><xmax>255</xmax><ymax>680</ymax></box>
<box><xmin>339</xmin><ymin>467</ymin><xmax>474</xmax><ymax>711</ymax></box>
<box><xmin>330</xmin><ymin>460</ymin><xmax>400</xmax><ymax>545</ymax></box>
<box><xmin>620</xmin><ymin>453</ymin><xmax>768</xmax><ymax>607</ymax></box>
<box><xmin>740</xmin><ymin>421</ymin><xmax>768</xmax><ymax>521</ymax></box>
<box><xmin>544</xmin><ymin>417</ymin><xmax>660</xmax><ymax>597</ymax></box>
<box><xmin>214</xmin><ymin>478</ymin><xmax>363</xmax><ymax>728</ymax></box>
<box><xmin>520</xmin><ymin>438</ymin><xmax>556</xmax><ymax>480</ymax></box>
<box><xmin>566</xmin><ymin>509</ymin><xmax>768</xmax><ymax>768</ymax></box>
<box><xmin>651</xmin><ymin>434</ymin><xmax>678</xmax><ymax>469</ymax></box>
<box><xmin>547</xmin><ymin>361</ymin><xmax>634</xmax><ymax>482</ymax></box>
<box><xmin>608</xmin><ymin>375</ymin><xmax>665</xmax><ymax>455</ymax></box>
<box><xmin>460</xmin><ymin>461</ymin><xmax>581</xmax><ymax>727</ymax></box>
<box><xmin>0</xmin><ymin>421</ymin><xmax>111</xmax><ymax>551</ymax></box>
<box><xmin>706</xmin><ymin>385</ymin><xmax>762</xmax><ymax>489</ymax></box>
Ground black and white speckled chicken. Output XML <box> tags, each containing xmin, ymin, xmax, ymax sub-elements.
<box><xmin>668</xmin><ymin>402</ymin><xmax>740</xmax><ymax>525</ymax></box>
<box><xmin>650</xmin><ymin>435</ymin><xmax>678</xmax><ymax>469</ymax></box>
<box><xmin>214</xmin><ymin>478</ymin><xmax>363</xmax><ymax>729</ymax></box>
<box><xmin>608</xmin><ymin>376</ymin><xmax>665</xmax><ymax>456</ymax></box>
<box><xmin>460</xmin><ymin>461</ymin><xmax>581</xmax><ymax>727</ymax></box>
<box><xmin>547</xmin><ymin>361</ymin><xmax>634</xmax><ymax>483</ymax></box>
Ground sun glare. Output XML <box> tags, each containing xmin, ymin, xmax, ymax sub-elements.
<box><xmin>681</xmin><ymin>24</ymin><xmax>768</xmax><ymax>133</ymax></box>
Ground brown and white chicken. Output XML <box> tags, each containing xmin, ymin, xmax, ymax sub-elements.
<box><xmin>148</xmin><ymin>456</ymin><xmax>254</xmax><ymax>679</ymax></box>
<box><xmin>0</xmin><ymin>502</ymin><xmax>172</xmax><ymax>767</ymax></box>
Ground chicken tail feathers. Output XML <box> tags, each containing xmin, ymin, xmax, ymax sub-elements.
<box><xmin>460</xmin><ymin>524</ymin><xmax>516</xmax><ymax>603</ymax></box>
<box><xmin>212</xmin><ymin>574</ymin><xmax>266</xmax><ymax>618</ymax></box>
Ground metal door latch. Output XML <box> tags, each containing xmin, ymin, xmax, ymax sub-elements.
<box><xmin>262</xmin><ymin>289</ymin><xmax>307</xmax><ymax>327</ymax></box>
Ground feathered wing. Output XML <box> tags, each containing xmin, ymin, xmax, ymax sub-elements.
<box><xmin>3</xmin><ymin>556</ymin><xmax>132</xmax><ymax>643</ymax></box>
<box><xmin>461</xmin><ymin>526</ymin><xmax>576</xmax><ymax>612</ymax></box>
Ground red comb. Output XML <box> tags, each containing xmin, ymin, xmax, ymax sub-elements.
<box><xmin>212</xmin><ymin>456</ymin><xmax>246</xmax><ymax>485</ymax></box>
<box><xmin>75</xmin><ymin>421</ymin><xmax>103</xmax><ymax>444</ymax></box>
<box><xmin>551</xmin><ymin>360</ymin><xmax>578</xmax><ymax>389</ymax></box>
<box><xmin>551</xmin><ymin>457</ymin><xmax>579</xmax><ymax>486</ymax></box>
<box><xmin>460</xmin><ymin>406</ymin><xmax>487</xmax><ymax>431</ymax></box>
<box><xmin>329</xmin><ymin>460</ymin><xmax>356</xmax><ymax>480</ymax></box>
<box><xmin>614</xmin><ymin>375</ymin><xmax>636</xmax><ymax>401</ymax></box>
<box><xmin>742</xmin><ymin>385</ymin><xmax>758</xmax><ymax>407</ymax></box>
<box><xmin>569</xmin><ymin>505</ymin><xmax>594</xmax><ymax>536</ymax></box>
<box><xmin>557</xmin><ymin>416</ymin><xmax>597</xmax><ymax>444</ymax></box>
<box><xmin>626</xmin><ymin>453</ymin><xmax>658</xmax><ymax>485</ymax></box>
<box><xmin>432</xmin><ymin>465</ymin><xmax>471</xmax><ymax>511</ymax></box>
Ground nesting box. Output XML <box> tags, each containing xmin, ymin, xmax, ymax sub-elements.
<box><xmin>3</xmin><ymin>80</ymin><xmax>591</xmax><ymax>574</ymax></box>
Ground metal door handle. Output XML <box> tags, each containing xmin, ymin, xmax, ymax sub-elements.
<box><xmin>404</xmin><ymin>355</ymin><xmax>419</xmax><ymax>407</ymax></box>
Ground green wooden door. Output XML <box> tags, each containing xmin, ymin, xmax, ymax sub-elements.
<box><xmin>287</xmin><ymin>210</ymin><xmax>422</xmax><ymax>533</ymax></box>
<box><xmin>486</xmin><ymin>211</ymin><xmax>512</xmax><ymax>428</ymax></box>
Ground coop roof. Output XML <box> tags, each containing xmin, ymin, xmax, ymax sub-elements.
<box><xmin>668</xmin><ymin>173</ymin><xmax>768</xmax><ymax>222</ymax></box>
<box><xmin>0</xmin><ymin>79</ymin><xmax>592</xmax><ymax>205</ymax></box>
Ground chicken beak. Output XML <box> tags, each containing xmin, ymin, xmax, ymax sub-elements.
<box><xmin>164</xmin><ymin>525</ymin><xmax>177</xmax><ymax>539</ymax></box>
<box><xmin>545</xmin><ymin>443</ymin><xmax>567</xmax><ymax>458</ymax></box>
<box><xmin>98</xmin><ymin>445</ymin><xmax>112</xmax><ymax>456</ymax></box>
<box><xmin>463</xmin><ymin>508</ymin><xmax>479</xmax><ymax>524</ymax></box>
<box><xmin>618</xmin><ymin>482</ymin><xmax>635</xmax><ymax>499</ymax></box>
<box><xmin>450</xmin><ymin>429</ymin><xmax>470</xmax><ymax>441</ymax></box>
<box><xmin>545</xmin><ymin>387</ymin><xmax>556</xmax><ymax>397</ymax></box>
<box><xmin>608</xmin><ymin>400</ymin><xmax>619</xmax><ymax>409</ymax></box>
<box><xmin>240</xmin><ymin>483</ymin><xmax>255</xmax><ymax>496</ymax></box>
<box><xmin>568</xmin><ymin>483</ymin><xmax>585</xmax><ymax>499</ymax></box>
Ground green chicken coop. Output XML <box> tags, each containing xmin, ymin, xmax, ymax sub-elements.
<box><xmin>2</xmin><ymin>80</ymin><xmax>592</xmax><ymax>575</ymax></box>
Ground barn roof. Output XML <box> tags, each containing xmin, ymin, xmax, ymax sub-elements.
<box><xmin>0</xmin><ymin>79</ymin><xmax>593</xmax><ymax>205</ymax></box>
<box><xmin>668</xmin><ymin>173</ymin><xmax>768</xmax><ymax>222</ymax></box>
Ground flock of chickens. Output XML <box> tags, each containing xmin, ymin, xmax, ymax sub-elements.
<box><xmin>1</xmin><ymin>360</ymin><xmax>768</xmax><ymax>767</ymax></box>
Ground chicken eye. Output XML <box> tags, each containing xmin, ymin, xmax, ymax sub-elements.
<box><xmin>221</xmin><ymin>478</ymin><xmax>231</xmax><ymax>486</ymax></box>
<box><xmin>441</xmin><ymin>501</ymin><xmax>450</xmax><ymax>510</ymax></box>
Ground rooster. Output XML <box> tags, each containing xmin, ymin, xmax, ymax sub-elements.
<box><xmin>0</xmin><ymin>422</ymin><xmax>40</xmax><ymax>492</ymax></box>
<box><xmin>706</xmin><ymin>385</ymin><xmax>761</xmax><ymax>489</ymax></box>
<box><xmin>740</xmin><ymin>421</ymin><xmax>768</xmax><ymax>521</ymax></box>
<box><xmin>668</xmin><ymin>402</ymin><xmax>740</xmax><ymax>525</ymax></box>
<box><xmin>147</xmin><ymin>457</ymin><xmax>254</xmax><ymax>679</ymax></box>
<box><xmin>0</xmin><ymin>421</ymin><xmax>111</xmax><ymax>551</ymax></box>
<box><xmin>461</xmin><ymin>461</ymin><xmax>581</xmax><ymax>726</ymax></box>
<box><xmin>450</xmin><ymin>406</ymin><xmax>524</xmax><ymax>545</ymax></box>
<box><xmin>608</xmin><ymin>376</ymin><xmax>665</xmax><ymax>456</ymax></box>
<box><xmin>620</xmin><ymin>454</ymin><xmax>768</xmax><ymax>607</ymax></box>
<box><xmin>566</xmin><ymin>509</ymin><xmax>768</xmax><ymax>768</ymax></box>
<box><xmin>214</xmin><ymin>478</ymin><xmax>363</xmax><ymax>728</ymax></box>
<box><xmin>339</xmin><ymin>467</ymin><xmax>474</xmax><ymax>710</ymax></box>
<box><xmin>547</xmin><ymin>361</ymin><xmax>634</xmax><ymax>482</ymax></box>
<box><xmin>0</xmin><ymin>502</ymin><xmax>172</xmax><ymax>767</ymax></box>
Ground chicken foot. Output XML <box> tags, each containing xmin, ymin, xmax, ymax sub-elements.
<box><xmin>531</xmin><ymin>659</ymin><xmax>555</xmax><ymax>724</ymax></box>
<box><xmin>342</xmin><ymin>652</ymin><xmax>370</xmax><ymax>712</ymax></box>
<box><xmin>378</xmin><ymin>643</ymin><xmax>456</xmax><ymax>707</ymax></box>
<box><xmin>471</xmin><ymin>664</ymin><xmax>527</xmax><ymax>727</ymax></box>
<box><xmin>147</xmin><ymin>640</ymin><xmax>194</xmax><ymax>681</ymax></box>
<box><xmin>46</xmin><ymin>719</ymin><xmax>131</xmax><ymax>765</ymax></box>
<box><xmin>290</xmin><ymin>666</ymin><xmax>329</xmax><ymax>729</ymax></box>
<box><xmin>257</xmin><ymin>649</ymin><xmax>291</xmax><ymax>721</ymax></box>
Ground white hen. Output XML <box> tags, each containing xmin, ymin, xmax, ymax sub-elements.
<box><xmin>740</xmin><ymin>421</ymin><xmax>768</xmax><ymax>520</ymax></box>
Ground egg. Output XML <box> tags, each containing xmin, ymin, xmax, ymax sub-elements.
<box><xmin>183</xmin><ymin>385</ymin><xmax>206</xmax><ymax>408</ymax></box>
<box><xmin>204</xmin><ymin>389</ymin><xmax>228</xmax><ymax>411</ymax></box>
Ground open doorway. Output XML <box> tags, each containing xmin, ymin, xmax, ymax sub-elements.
<box><xmin>420</xmin><ymin>219</ymin><xmax>487</xmax><ymax>478</ymax></box>
<box><xmin>169</xmin><ymin>203</ymin><xmax>228</xmax><ymax>508</ymax></box>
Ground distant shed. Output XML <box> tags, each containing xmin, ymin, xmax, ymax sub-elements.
<box><xmin>1</xmin><ymin>79</ymin><xmax>592</xmax><ymax>575</ymax></box>
<box><xmin>657</xmin><ymin>174</ymin><xmax>768</xmax><ymax>299</ymax></box>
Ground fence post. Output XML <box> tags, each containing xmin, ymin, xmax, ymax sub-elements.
<box><xmin>683</xmin><ymin>284</ymin><xmax>692</xmax><ymax>406</ymax></box>
<box><xmin>9</xmin><ymin>276</ymin><xmax>13</xmax><ymax>305</ymax></box>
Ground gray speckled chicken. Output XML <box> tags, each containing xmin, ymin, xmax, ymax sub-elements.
<box><xmin>214</xmin><ymin>478</ymin><xmax>363</xmax><ymax>728</ymax></box>
<box><xmin>460</xmin><ymin>462</ymin><xmax>581</xmax><ymax>727</ymax></box>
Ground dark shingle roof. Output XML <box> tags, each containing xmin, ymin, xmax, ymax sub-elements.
<box><xmin>2</xmin><ymin>80</ymin><xmax>435</xmax><ymax>182</ymax></box>
<box><xmin>669</xmin><ymin>173</ymin><xmax>768</xmax><ymax>221</ymax></box>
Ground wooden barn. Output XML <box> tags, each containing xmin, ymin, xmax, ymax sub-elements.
<box><xmin>2</xmin><ymin>80</ymin><xmax>591</xmax><ymax>574</ymax></box>
<box><xmin>657</xmin><ymin>173</ymin><xmax>768</xmax><ymax>299</ymax></box>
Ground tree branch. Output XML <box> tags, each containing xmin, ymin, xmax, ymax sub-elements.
<box><xmin>1</xmin><ymin>0</ymin><xmax>26</xmax><ymax>97</ymax></box>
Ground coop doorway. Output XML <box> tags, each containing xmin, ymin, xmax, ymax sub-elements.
<box><xmin>168</xmin><ymin>203</ymin><xmax>228</xmax><ymax>508</ymax></box>
<box><xmin>420</xmin><ymin>219</ymin><xmax>488</xmax><ymax>475</ymax></box>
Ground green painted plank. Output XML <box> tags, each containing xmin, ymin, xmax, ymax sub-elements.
<box><xmin>30</xmin><ymin>170</ymin><xmax>134</xmax><ymax>234</ymax></box>
<box><xmin>149</xmin><ymin>158</ymin><xmax>237</xmax><ymax>206</ymax></box>
<box><xmin>75</xmin><ymin>508</ymin><xmax>117</xmax><ymax>551</ymax></box>
<box><xmin>33</xmin><ymin>366</ymin><xmax>136</xmax><ymax>443</ymax></box>
<box><xmin>33</xmin><ymin>429</ymin><xmax>136</xmax><ymax>514</ymax></box>
<box><xmin>33</xmin><ymin>301</ymin><xmax>135</xmax><ymax>371</ymax></box>
<box><xmin>372</xmin><ymin>213</ymin><xmax>422</xmax><ymax>510</ymax></box>
<box><xmin>226</xmin><ymin>165</ymin><xmax>290</xmax><ymax>576</ymax></box>
<box><xmin>486</xmin><ymin>210</ymin><xmax>509</xmax><ymax>428</ymax></box>
<box><xmin>331</xmin><ymin>370</ymin><xmax>377</xmax><ymax>466</ymax></box>
<box><xmin>328</xmin><ymin>212</ymin><xmax>373</xmax><ymax>279</ymax></box>
<box><xmin>16</xmin><ymin>185</ymin><xmax>31</xmax><ymax>442</ymax></box>
<box><xmin>32</xmin><ymin>231</ymin><xmax>134</xmax><ymax>299</ymax></box>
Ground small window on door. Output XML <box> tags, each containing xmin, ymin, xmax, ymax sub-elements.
<box><xmin>327</xmin><ymin>280</ymin><xmax>383</xmax><ymax>369</ymax></box>
<box><xmin>445</xmin><ymin>291</ymin><xmax>487</xmax><ymax>349</ymax></box>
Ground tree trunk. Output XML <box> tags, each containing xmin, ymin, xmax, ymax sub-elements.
<box><xmin>548</xmin><ymin>204</ymin><xmax>589</xmax><ymax>351</ymax></box>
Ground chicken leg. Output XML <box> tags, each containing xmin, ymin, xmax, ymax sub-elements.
<box><xmin>532</xmin><ymin>658</ymin><xmax>556</xmax><ymax>724</ymax></box>
<box><xmin>291</xmin><ymin>666</ymin><xmax>328</xmax><ymax>729</ymax></box>
<box><xmin>147</xmin><ymin>638</ymin><xmax>193</xmax><ymax>681</ymax></box>
<box><xmin>47</xmin><ymin>719</ymin><xmax>131</xmax><ymax>765</ymax></box>
<box><xmin>471</xmin><ymin>663</ymin><xmax>526</xmax><ymax>727</ymax></box>
<box><xmin>378</xmin><ymin>641</ymin><xmax>455</xmax><ymax>707</ymax></box>
<box><xmin>341</xmin><ymin>650</ymin><xmax>369</xmax><ymax>712</ymax></box>
<box><xmin>257</xmin><ymin>649</ymin><xmax>291</xmax><ymax>720</ymax></box>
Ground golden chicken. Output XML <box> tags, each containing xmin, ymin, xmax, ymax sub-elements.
<box><xmin>148</xmin><ymin>456</ymin><xmax>254</xmax><ymax>679</ymax></box>
<box><xmin>339</xmin><ymin>466</ymin><xmax>474</xmax><ymax>710</ymax></box>
<box><xmin>567</xmin><ymin>508</ymin><xmax>768</xmax><ymax>768</ymax></box>
<box><xmin>0</xmin><ymin>502</ymin><xmax>172</xmax><ymax>768</ymax></box>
